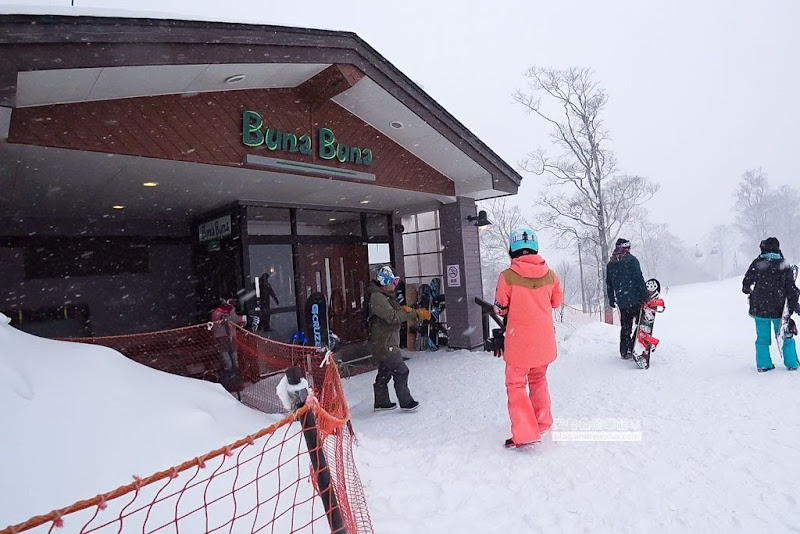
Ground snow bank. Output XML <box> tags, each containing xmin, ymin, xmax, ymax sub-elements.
<box><xmin>0</xmin><ymin>314</ymin><xmax>274</xmax><ymax>526</ymax></box>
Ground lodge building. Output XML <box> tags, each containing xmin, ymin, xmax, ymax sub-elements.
<box><xmin>0</xmin><ymin>15</ymin><xmax>522</xmax><ymax>350</ymax></box>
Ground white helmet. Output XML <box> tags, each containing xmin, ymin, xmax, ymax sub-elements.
<box><xmin>375</xmin><ymin>265</ymin><xmax>399</xmax><ymax>286</ymax></box>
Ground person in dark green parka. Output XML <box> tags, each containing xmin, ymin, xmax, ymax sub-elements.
<box><xmin>606</xmin><ymin>238</ymin><xmax>649</xmax><ymax>359</ymax></box>
<box><xmin>368</xmin><ymin>265</ymin><xmax>430</xmax><ymax>412</ymax></box>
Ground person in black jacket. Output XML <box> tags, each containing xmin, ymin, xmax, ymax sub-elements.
<box><xmin>742</xmin><ymin>237</ymin><xmax>799</xmax><ymax>372</ymax></box>
<box><xmin>606</xmin><ymin>238</ymin><xmax>649</xmax><ymax>359</ymax></box>
<box><xmin>256</xmin><ymin>272</ymin><xmax>280</xmax><ymax>331</ymax></box>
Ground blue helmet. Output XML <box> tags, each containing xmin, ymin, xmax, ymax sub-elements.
<box><xmin>509</xmin><ymin>227</ymin><xmax>538</xmax><ymax>254</ymax></box>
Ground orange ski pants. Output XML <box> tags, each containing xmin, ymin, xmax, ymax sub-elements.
<box><xmin>505</xmin><ymin>363</ymin><xmax>553</xmax><ymax>444</ymax></box>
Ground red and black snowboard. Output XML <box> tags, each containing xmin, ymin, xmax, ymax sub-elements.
<box><xmin>631</xmin><ymin>278</ymin><xmax>666</xmax><ymax>370</ymax></box>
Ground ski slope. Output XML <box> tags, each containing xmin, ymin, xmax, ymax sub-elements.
<box><xmin>2</xmin><ymin>277</ymin><xmax>800</xmax><ymax>532</ymax></box>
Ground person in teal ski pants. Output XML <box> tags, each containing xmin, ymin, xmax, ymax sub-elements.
<box><xmin>742</xmin><ymin>237</ymin><xmax>799</xmax><ymax>372</ymax></box>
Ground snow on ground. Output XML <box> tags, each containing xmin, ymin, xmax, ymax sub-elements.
<box><xmin>344</xmin><ymin>277</ymin><xmax>800</xmax><ymax>533</ymax></box>
<box><xmin>2</xmin><ymin>277</ymin><xmax>800</xmax><ymax>532</ymax></box>
<box><xmin>0</xmin><ymin>314</ymin><xmax>277</xmax><ymax>527</ymax></box>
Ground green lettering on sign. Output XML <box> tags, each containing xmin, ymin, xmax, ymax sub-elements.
<box><xmin>298</xmin><ymin>134</ymin><xmax>312</xmax><ymax>155</ymax></box>
<box><xmin>318</xmin><ymin>127</ymin><xmax>336</xmax><ymax>160</ymax></box>
<box><xmin>243</xmin><ymin>111</ymin><xmax>264</xmax><ymax>147</ymax></box>
<box><xmin>243</xmin><ymin>112</ymin><xmax>372</xmax><ymax>166</ymax></box>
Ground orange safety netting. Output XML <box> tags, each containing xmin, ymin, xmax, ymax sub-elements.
<box><xmin>1</xmin><ymin>400</ymin><xmax>363</xmax><ymax>534</ymax></box>
<box><xmin>3</xmin><ymin>324</ymin><xmax>373</xmax><ymax>534</ymax></box>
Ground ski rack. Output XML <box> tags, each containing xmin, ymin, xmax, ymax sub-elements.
<box><xmin>474</xmin><ymin>297</ymin><xmax>506</xmax><ymax>356</ymax></box>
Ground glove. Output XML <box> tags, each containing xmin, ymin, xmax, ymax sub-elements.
<box><xmin>401</xmin><ymin>305</ymin><xmax>413</xmax><ymax>313</ymax></box>
<box><xmin>609</xmin><ymin>299</ymin><xmax>616</xmax><ymax>309</ymax></box>
<box><xmin>250</xmin><ymin>315</ymin><xmax>260</xmax><ymax>329</ymax></box>
<box><xmin>416</xmin><ymin>308</ymin><xmax>432</xmax><ymax>321</ymax></box>
<box><xmin>742</xmin><ymin>286</ymin><xmax>751</xmax><ymax>295</ymax></box>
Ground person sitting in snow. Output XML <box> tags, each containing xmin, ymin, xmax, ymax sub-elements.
<box><xmin>742</xmin><ymin>237</ymin><xmax>799</xmax><ymax>372</ymax></box>
<box><xmin>605</xmin><ymin>238</ymin><xmax>649</xmax><ymax>360</ymax></box>
<box><xmin>494</xmin><ymin>228</ymin><xmax>563</xmax><ymax>448</ymax></box>
<box><xmin>367</xmin><ymin>265</ymin><xmax>430</xmax><ymax>412</ymax></box>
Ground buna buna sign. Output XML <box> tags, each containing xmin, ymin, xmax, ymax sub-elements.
<box><xmin>198</xmin><ymin>215</ymin><xmax>232</xmax><ymax>242</ymax></box>
<box><xmin>242</xmin><ymin>110</ymin><xmax>373</xmax><ymax>166</ymax></box>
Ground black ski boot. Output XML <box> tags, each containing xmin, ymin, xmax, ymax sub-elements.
<box><xmin>373</xmin><ymin>383</ymin><xmax>397</xmax><ymax>411</ymax></box>
<box><xmin>504</xmin><ymin>438</ymin><xmax>540</xmax><ymax>449</ymax></box>
<box><xmin>400</xmin><ymin>400</ymin><xmax>420</xmax><ymax>412</ymax></box>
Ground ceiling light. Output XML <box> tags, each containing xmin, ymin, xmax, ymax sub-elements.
<box><xmin>359</xmin><ymin>200</ymin><xmax>370</xmax><ymax>204</ymax></box>
<box><xmin>112</xmin><ymin>205</ymin><xmax>125</xmax><ymax>210</ymax></box>
<box><xmin>329</xmin><ymin>218</ymin><xmax>337</xmax><ymax>222</ymax></box>
<box><xmin>225</xmin><ymin>74</ymin><xmax>246</xmax><ymax>84</ymax></box>
<box><xmin>142</xmin><ymin>182</ymin><xmax>158</xmax><ymax>187</ymax></box>
<box><xmin>389</xmin><ymin>121</ymin><xmax>403</xmax><ymax>129</ymax></box>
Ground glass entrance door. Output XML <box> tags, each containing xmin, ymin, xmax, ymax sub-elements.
<box><xmin>248</xmin><ymin>244</ymin><xmax>298</xmax><ymax>343</ymax></box>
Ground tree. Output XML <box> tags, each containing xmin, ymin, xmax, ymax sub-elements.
<box><xmin>477</xmin><ymin>198</ymin><xmax>536</xmax><ymax>299</ymax></box>
<box><xmin>733</xmin><ymin>168</ymin><xmax>770</xmax><ymax>244</ymax></box>
<box><xmin>514</xmin><ymin>66</ymin><xmax>659</xmax><ymax>319</ymax></box>
<box><xmin>765</xmin><ymin>185</ymin><xmax>800</xmax><ymax>261</ymax></box>
<box><xmin>552</xmin><ymin>259</ymin><xmax>580</xmax><ymax>321</ymax></box>
<box><xmin>732</xmin><ymin>168</ymin><xmax>800</xmax><ymax>261</ymax></box>
<box><xmin>630</xmin><ymin>217</ymin><xmax>679</xmax><ymax>279</ymax></box>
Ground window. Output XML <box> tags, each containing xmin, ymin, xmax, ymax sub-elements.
<box><xmin>246</xmin><ymin>207</ymin><xmax>291</xmax><ymax>236</ymax></box>
<box><xmin>365</xmin><ymin>213</ymin><xmax>390</xmax><ymax>238</ymax></box>
<box><xmin>401</xmin><ymin>211</ymin><xmax>443</xmax><ymax>287</ymax></box>
<box><xmin>368</xmin><ymin>243</ymin><xmax>391</xmax><ymax>265</ymax></box>
<box><xmin>296</xmin><ymin>209</ymin><xmax>361</xmax><ymax>236</ymax></box>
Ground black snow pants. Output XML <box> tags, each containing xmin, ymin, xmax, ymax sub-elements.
<box><xmin>374</xmin><ymin>350</ymin><xmax>415</xmax><ymax>407</ymax></box>
<box><xmin>619</xmin><ymin>305</ymin><xmax>641</xmax><ymax>357</ymax></box>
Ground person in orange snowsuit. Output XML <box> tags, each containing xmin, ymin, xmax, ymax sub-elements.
<box><xmin>494</xmin><ymin>228</ymin><xmax>563</xmax><ymax>448</ymax></box>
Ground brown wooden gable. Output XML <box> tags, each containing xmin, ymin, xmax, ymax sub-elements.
<box><xmin>8</xmin><ymin>83</ymin><xmax>455</xmax><ymax>196</ymax></box>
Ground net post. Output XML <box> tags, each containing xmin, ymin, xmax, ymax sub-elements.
<box><xmin>285</xmin><ymin>365</ymin><xmax>347</xmax><ymax>533</ymax></box>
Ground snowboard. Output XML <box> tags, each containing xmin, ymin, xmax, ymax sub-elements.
<box><xmin>415</xmin><ymin>283</ymin><xmax>432</xmax><ymax>351</ymax></box>
<box><xmin>631</xmin><ymin>278</ymin><xmax>666</xmax><ymax>370</ymax></box>
<box><xmin>428</xmin><ymin>278</ymin><xmax>447</xmax><ymax>350</ymax></box>
<box><xmin>396</xmin><ymin>280</ymin><xmax>408</xmax><ymax>349</ymax></box>
<box><xmin>304</xmin><ymin>292</ymin><xmax>330</xmax><ymax>348</ymax></box>
<box><xmin>778</xmin><ymin>264</ymin><xmax>799</xmax><ymax>360</ymax></box>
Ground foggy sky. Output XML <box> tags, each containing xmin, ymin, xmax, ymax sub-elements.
<box><xmin>4</xmin><ymin>0</ymin><xmax>799</xmax><ymax>246</ymax></box>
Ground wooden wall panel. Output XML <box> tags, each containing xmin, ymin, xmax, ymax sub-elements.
<box><xmin>9</xmin><ymin>86</ymin><xmax>455</xmax><ymax>196</ymax></box>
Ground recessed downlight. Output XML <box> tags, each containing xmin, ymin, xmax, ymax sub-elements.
<box><xmin>389</xmin><ymin>120</ymin><xmax>403</xmax><ymax>129</ymax></box>
<box><xmin>142</xmin><ymin>182</ymin><xmax>159</xmax><ymax>187</ymax></box>
<box><xmin>225</xmin><ymin>74</ymin><xmax>246</xmax><ymax>84</ymax></box>
<box><xmin>112</xmin><ymin>205</ymin><xmax>125</xmax><ymax>210</ymax></box>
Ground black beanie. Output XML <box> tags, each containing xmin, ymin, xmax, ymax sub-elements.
<box><xmin>615</xmin><ymin>238</ymin><xmax>631</xmax><ymax>248</ymax></box>
<box><xmin>760</xmin><ymin>237</ymin><xmax>780</xmax><ymax>253</ymax></box>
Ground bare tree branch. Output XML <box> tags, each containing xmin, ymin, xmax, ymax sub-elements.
<box><xmin>514</xmin><ymin>66</ymin><xmax>659</xmax><ymax>314</ymax></box>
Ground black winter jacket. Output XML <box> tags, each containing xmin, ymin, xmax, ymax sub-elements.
<box><xmin>606</xmin><ymin>253</ymin><xmax>649</xmax><ymax>309</ymax></box>
<box><xmin>742</xmin><ymin>254</ymin><xmax>799</xmax><ymax>319</ymax></box>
